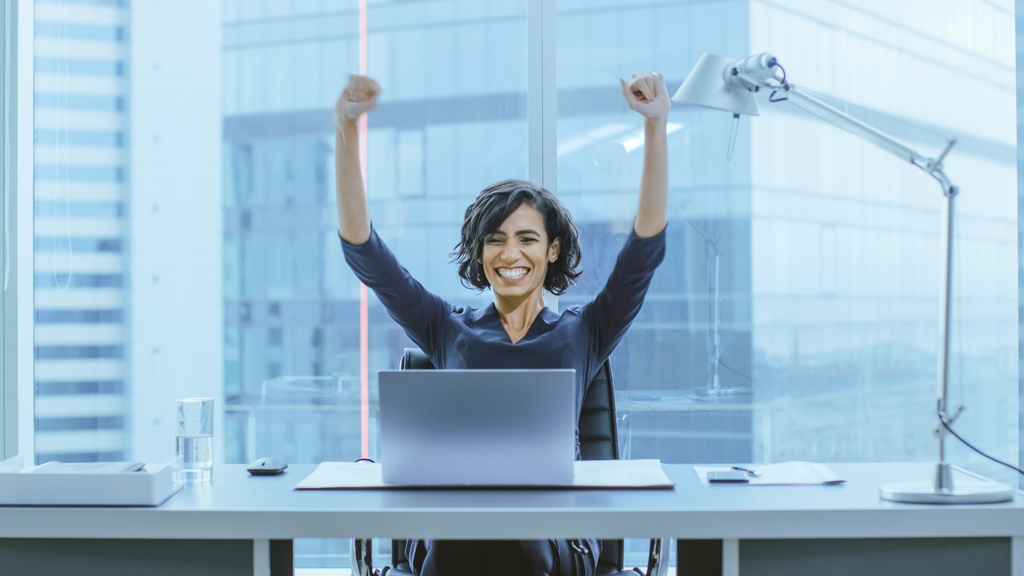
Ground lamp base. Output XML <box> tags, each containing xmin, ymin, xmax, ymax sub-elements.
<box><xmin>880</xmin><ymin>464</ymin><xmax>1014</xmax><ymax>504</ymax></box>
<box><xmin>693</xmin><ymin>386</ymin><xmax>751</xmax><ymax>399</ymax></box>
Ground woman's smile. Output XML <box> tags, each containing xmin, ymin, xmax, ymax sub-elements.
<box><xmin>497</xmin><ymin>266</ymin><xmax>528</xmax><ymax>281</ymax></box>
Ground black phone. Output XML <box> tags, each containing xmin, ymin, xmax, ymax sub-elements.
<box><xmin>708</xmin><ymin>470</ymin><xmax>749</xmax><ymax>483</ymax></box>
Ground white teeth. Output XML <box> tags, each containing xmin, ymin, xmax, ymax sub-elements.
<box><xmin>499</xmin><ymin>268</ymin><xmax>527</xmax><ymax>280</ymax></box>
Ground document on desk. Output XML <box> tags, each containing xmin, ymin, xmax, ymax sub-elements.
<box><xmin>295</xmin><ymin>459</ymin><xmax>674</xmax><ymax>490</ymax></box>
<box><xmin>694</xmin><ymin>461</ymin><xmax>845</xmax><ymax>486</ymax></box>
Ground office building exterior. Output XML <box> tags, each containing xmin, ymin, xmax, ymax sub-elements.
<box><xmin>32</xmin><ymin>0</ymin><xmax>221</xmax><ymax>465</ymax></box>
<box><xmin>33</xmin><ymin>0</ymin><xmax>133</xmax><ymax>463</ymax></box>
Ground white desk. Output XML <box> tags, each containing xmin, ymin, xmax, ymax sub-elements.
<box><xmin>0</xmin><ymin>462</ymin><xmax>1020</xmax><ymax>576</ymax></box>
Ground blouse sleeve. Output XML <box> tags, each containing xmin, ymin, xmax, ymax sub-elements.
<box><xmin>582</xmin><ymin>226</ymin><xmax>667</xmax><ymax>361</ymax></box>
<box><xmin>340</xmin><ymin>226</ymin><xmax>452</xmax><ymax>356</ymax></box>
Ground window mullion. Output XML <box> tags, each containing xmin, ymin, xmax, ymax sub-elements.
<box><xmin>2</xmin><ymin>0</ymin><xmax>32</xmax><ymax>463</ymax></box>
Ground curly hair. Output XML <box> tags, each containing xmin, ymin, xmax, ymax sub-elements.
<box><xmin>451</xmin><ymin>180</ymin><xmax>582</xmax><ymax>295</ymax></box>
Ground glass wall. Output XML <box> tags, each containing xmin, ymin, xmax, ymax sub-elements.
<box><xmin>221</xmin><ymin>0</ymin><xmax>529</xmax><ymax>470</ymax></box>
<box><xmin>743</xmin><ymin>1</ymin><xmax>1016</xmax><ymax>479</ymax></box>
<box><xmin>557</xmin><ymin>0</ymin><xmax>1017</xmax><ymax>483</ymax></box>
<box><xmin>33</xmin><ymin>0</ymin><xmax>222</xmax><ymax>465</ymax></box>
<box><xmin>557</xmin><ymin>1</ymin><xmax>757</xmax><ymax>465</ymax></box>
<box><xmin>22</xmin><ymin>0</ymin><xmax>1019</xmax><ymax>569</ymax></box>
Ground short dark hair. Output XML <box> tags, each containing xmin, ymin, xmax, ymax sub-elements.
<box><xmin>452</xmin><ymin>180</ymin><xmax>582</xmax><ymax>295</ymax></box>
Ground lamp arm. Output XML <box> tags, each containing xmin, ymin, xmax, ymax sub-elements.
<box><xmin>734</xmin><ymin>65</ymin><xmax>961</xmax><ymax>448</ymax></box>
<box><xmin>774</xmin><ymin>83</ymin><xmax>959</xmax><ymax>414</ymax></box>
<box><xmin>732</xmin><ymin>71</ymin><xmax>959</xmax><ymax>198</ymax></box>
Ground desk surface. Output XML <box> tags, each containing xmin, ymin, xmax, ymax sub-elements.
<box><xmin>1</xmin><ymin>463</ymin><xmax>1021</xmax><ymax>541</ymax></box>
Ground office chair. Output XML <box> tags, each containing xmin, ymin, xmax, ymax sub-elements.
<box><xmin>352</xmin><ymin>348</ymin><xmax>666</xmax><ymax>576</ymax></box>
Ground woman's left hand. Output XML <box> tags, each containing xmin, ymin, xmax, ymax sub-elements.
<box><xmin>620</xmin><ymin>72</ymin><xmax>670</xmax><ymax>119</ymax></box>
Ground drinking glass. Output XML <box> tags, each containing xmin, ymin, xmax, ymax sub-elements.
<box><xmin>174</xmin><ymin>397</ymin><xmax>214</xmax><ymax>483</ymax></box>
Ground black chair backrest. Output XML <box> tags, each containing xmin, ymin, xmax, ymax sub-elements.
<box><xmin>397</xmin><ymin>348</ymin><xmax>626</xmax><ymax>573</ymax></box>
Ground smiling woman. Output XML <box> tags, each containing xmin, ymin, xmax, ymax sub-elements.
<box><xmin>335</xmin><ymin>72</ymin><xmax>670</xmax><ymax>576</ymax></box>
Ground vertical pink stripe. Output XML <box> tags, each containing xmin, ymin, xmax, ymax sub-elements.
<box><xmin>359</xmin><ymin>0</ymin><xmax>368</xmax><ymax>76</ymax></box>
<box><xmin>359</xmin><ymin>283</ymin><xmax>369</xmax><ymax>459</ymax></box>
<box><xmin>358</xmin><ymin>0</ymin><xmax>370</xmax><ymax>460</ymax></box>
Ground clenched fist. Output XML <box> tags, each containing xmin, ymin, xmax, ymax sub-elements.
<box><xmin>335</xmin><ymin>74</ymin><xmax>381</xmax><ymax>128</ymax></box>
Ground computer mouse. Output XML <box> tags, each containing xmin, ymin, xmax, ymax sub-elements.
<box><xmin>247</xmin><ymin>457</ymin><xmax>288</xmax><ymax>476</ymax></box>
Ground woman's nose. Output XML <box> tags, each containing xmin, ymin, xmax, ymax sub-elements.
<box><xmin>501</xmin><ymin>245</ymin><xmax>519</xmax><ymax>261</ymax></box>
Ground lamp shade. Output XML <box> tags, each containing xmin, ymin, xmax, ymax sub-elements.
<box><xmin>672</xmin><ymin>53</ymin><xmax>759</xmax><ymax>116</ymax></box>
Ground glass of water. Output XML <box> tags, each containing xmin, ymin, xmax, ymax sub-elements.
<box><xmin>174</xmin><ymin>397</ymin><xmax>214</xmax><ymax>483</ymax></box>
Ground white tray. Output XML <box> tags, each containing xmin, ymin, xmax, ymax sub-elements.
<box><xmin>0</xmin><ymin>457</ymin><xmax>180</xmax><ymax>506</ymax></box>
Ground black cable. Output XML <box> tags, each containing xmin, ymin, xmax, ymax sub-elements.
<box><xmin>938</xmin><ymin>401</ymin><xmax>1024</xmax><ymax>476</ymax></box>
<box><xmin>718</xmin><ymin>358</ymin><xmax>753</xmax><ymax>382</ymax></box>
<box><xmin>768</xmin><ymin>63</ymin><xmax>789</xmax><ymax>102</ymax></box>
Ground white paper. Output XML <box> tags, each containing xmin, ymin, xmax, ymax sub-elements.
<box><xmin>295</xmin><ymin>459</ymin><xmax>673</xmax><ymax>490</ymax></box>
<box><xmin>694</xmin><ymin>461</ymin><xmax>845</xmax><ymax>486</ymax></box>
<box><xmin>296</xmin><ymin>462</ymin><xmax>385</xmax><ymax>489</ymax></box>
<box><xmin>572</xmin><ymin>459</ymin><xmax>672</xmax><ymax>487</ymax></box>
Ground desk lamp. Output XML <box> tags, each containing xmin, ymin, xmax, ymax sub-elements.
<box><xmin>674</xmin><ymin>53</ymin><xmax>1014</xmax><ymax>504</ymax></box>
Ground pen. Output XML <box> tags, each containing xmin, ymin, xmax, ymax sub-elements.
<box><xmin>731</xmin><ymin>466</ymin><xmax>760</xmax><ymax>477</ymax></box>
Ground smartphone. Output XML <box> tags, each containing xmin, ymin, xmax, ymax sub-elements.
<box><xmin>707</xmin><ymin>470</ymin><xmax>749</xmax><ymax>483</ymax></box>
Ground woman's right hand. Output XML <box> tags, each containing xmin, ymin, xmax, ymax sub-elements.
<box><xmin>335</xmin><ymin>74</ymin><xmax>381</xmax><ymax>128</ymax></box>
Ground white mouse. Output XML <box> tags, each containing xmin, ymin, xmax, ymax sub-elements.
<box><xmin>247</xmin><ymin>457</ymin><xmax>288</xmax><ymax>476</ymax></box>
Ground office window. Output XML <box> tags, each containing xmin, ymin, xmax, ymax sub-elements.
<box><xmin>18</xmin><ymin>0</ymin><xmax>1019</xmax><ymax>570</ymax></box>
<box><xmin>557</xmin><ymin>0</ymin><xmax>1017</xmax><ymax>483</ymax></box>
<box><xmin>221</xmin><ymin>0</ymin><xmax>529</xmax><ymax>471</ymax></box>
<box><xmin>33</xmin><ymin>0</ymin><xmax>221</xmax><ymax>465</ymax></box>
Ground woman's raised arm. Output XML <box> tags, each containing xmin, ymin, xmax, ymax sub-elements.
<box><xmin>334</xmin><ymin>74</ymin><xmax>381</xmax><ymax>244</ymax></box>
<box><xmin>620</xmin><ymin>72</ymin><xmax>670</xmax><ymax>238</ymax></box>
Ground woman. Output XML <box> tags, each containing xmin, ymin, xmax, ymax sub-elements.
<box><xmin>336</xmin><ymin>72</ymin><xmax>669</xmax><ymax>576</ymax></box>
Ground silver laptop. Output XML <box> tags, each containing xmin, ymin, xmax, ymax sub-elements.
<box><xmin>378</xmin><ymin>369</ymin><xmax>576</xmax><ymax>486</ymax></box>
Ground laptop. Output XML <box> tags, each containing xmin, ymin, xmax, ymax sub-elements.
<box><xmin>377</xmin><ymin>369</ymin><xmax>576</xmax><ymax>486</ymax></box>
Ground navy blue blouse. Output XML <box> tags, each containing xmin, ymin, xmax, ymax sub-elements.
<box><xmin>341</xmin><ymin>225</ymin><xmax>666</xmax><ymax>453</ymax></box>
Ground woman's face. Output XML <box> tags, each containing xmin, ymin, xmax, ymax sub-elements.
<box><xmin>482</xmin><ymin>203</ymin><xmax>560</xmax><ymax>304</ymax></box>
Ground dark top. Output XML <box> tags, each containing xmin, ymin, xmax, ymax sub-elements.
<box><xmin>342</xmin><ymin>225</ymin><xmax>666</xmax><ymax>455</ymax></box>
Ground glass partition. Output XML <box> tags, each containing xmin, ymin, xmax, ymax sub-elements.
<box><xmin>24</xmin><ymin>0</ymin><xmax>1019</xmax><ymax>570</ymax></box>
<box><xmin>556</xmin><ymin>0</ymin><xmax>1018</xmax><ymax>485</ymax></box>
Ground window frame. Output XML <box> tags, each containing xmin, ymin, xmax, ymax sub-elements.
<box><xmin>2</xmin><ymin>0</ymin><xmax>33</xmax><ymax>462</ymax></box>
